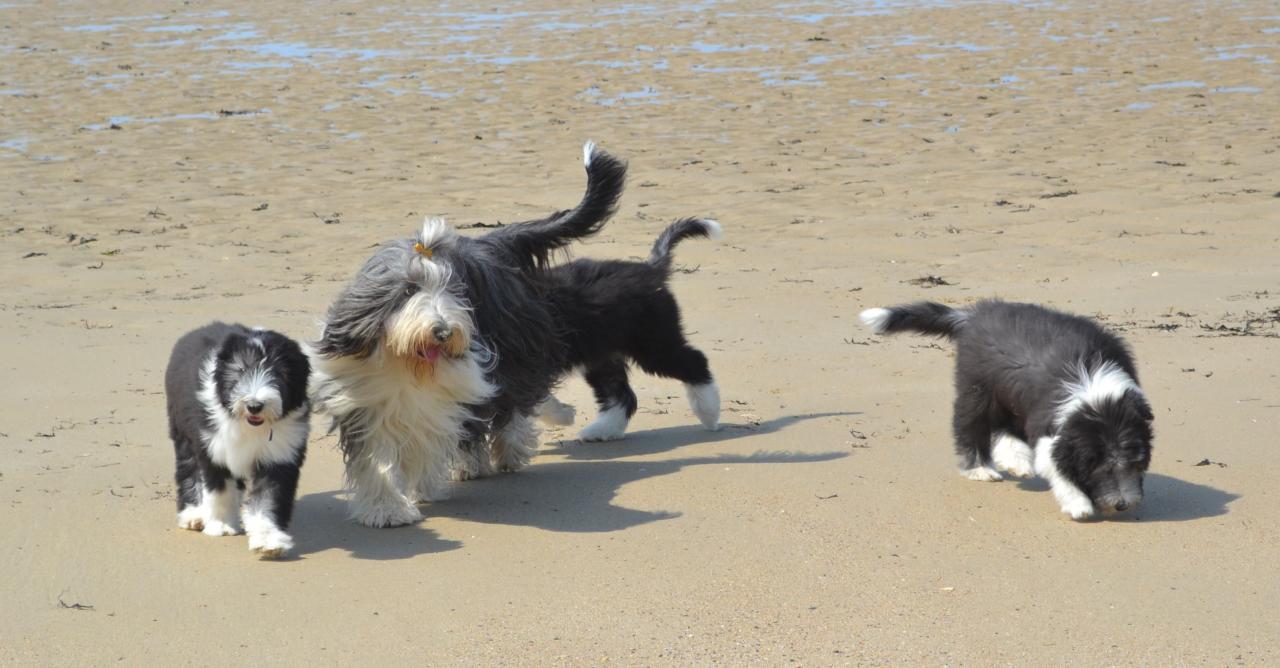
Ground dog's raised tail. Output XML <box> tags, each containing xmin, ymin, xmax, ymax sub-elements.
<box><xmin>860</xmin><ymin>301</ymin><xmax>966</xmax><ymax>338</ymax></box>
<box><xmin>487</xmin><ymin>141</ymin><xmax>628</xmax><ymax>269</ymax></box>
<box><xmin>649</xmin><ymin>217</ymin><xmax>722</xmax><ymax>271</ymax></box>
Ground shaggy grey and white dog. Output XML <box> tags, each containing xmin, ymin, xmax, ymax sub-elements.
<box><xmin>860</xmin><ymin>300</ymin><xmax>1153</xmax><ymax>520</ymax></box>
<box><xmin>166</xmin><ymin>322</ymin><xmax>310</xmax><ymax>557</ymax></box>
<box><xmin>310</xmin><ymin>142</ymin><xmax>626</xmax><ymax>527</ymax></box>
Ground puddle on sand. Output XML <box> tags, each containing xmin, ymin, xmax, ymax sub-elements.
<box><xmin>1141</xmin><ymin>81</ymin><xmax>1206</xmax><ymax>91</ymax></box>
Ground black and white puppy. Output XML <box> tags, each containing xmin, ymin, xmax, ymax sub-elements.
<box><xmin>165</xmin><ymin>322</ymin><xmax>310</xmax><ymax>557</ymax></box>
<box><xmin>310</xmin><ymin>142</ymin><xmax>627</xmax><ymax>527</ymax></box>
<box><xmin>860</xmin><ymin>300</ymin><xmax>1153</xmax><ymax>520</ymax></box>
<box><xmin>528</xmin><ymin>217</ymin><xmax>723</xmax><ymax>443</ymax></box>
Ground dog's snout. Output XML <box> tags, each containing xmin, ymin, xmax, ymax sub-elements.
<box><xmin>432</xmin><ymin>324</ymin><xmax>451</xmax><ymax>343</ymax></box>
<box><xmin>246</xmin><ymin>401</ymin><xmax>265</xmax><ymax>415</ymax></box>
<box><xmin>1113</xmin><ymin>500</ymin><xmax>1129</xmax><ymax>512</ymax></box>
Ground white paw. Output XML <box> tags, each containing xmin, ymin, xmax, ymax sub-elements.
<box><xmin>1061</xmin><ymin>497</ymin><xmax>1096</xmax><ymax>521</ymax></box>
<box><xmin>248</xmin><ymin>529</ymin><xmax>294</xmax><ymax>559</ymax></box>
<box><xmin>991</xmin><ymin>433</ymin><xmax>1035</xmax><ymax>478</ymax></box>
<box><xmin>351</xmin><ymin>502</ymin><xmax>423</xmax><ymax>528</ymax></box>
<box><xmin>579</xmin><ymin>405</ymin><xmax>629</xmax><ymax>442</ymax></box>
<box><xmin>201</xmin><ymin>519</ymin><xmax>240</xmax><ymax>537</ymax></box>
<box><xmin>579</xmin><ymin>422</ymin><xmax>625</xmax><ymax>442</ymax></box>
<box><xmin>961</xmin><ymin>466</ymin><xmax>1004</xmax><ymax>482</ymax></box>
<box><xmin>177</xmin><ymin>507</ymin><xmax>205</xmax><ymax>531</ymax></box>
<box><xmin>449</xmin><ymin>468</ymin><xmax>476</xmax><ymax>482</ymax></box>
<box><xmin>686</xmin><ymin>382</ymin><xmax>721</xmax><ymax>431</ymax></box>
<box><xmin>999</xmin><ymin>461</ymin><xmax>1035</xmax><ymax>478</ymax></box>
<box><xmin>496</xmin><ymin>451</ymin><xmax>530</xmax><ymax>473</ymax></box>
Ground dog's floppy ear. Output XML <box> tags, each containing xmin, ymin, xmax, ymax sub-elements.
<box><xmin>314</xmin><ymin>242</ymin><xmax>415</xmax><ymax>359</ymax></box>
<box><xmin>1128</xmin><ymin>389</ymin><xmax>1154</xmax><ymax>422</ymax></box>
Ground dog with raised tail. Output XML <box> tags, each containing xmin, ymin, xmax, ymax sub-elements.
<box><xmin>860</xmin><ymin>299</ymin><xmax>1153</xmax><ymax>520</ymax></box>
<box><xmin>527</xmin><ymin>216</ymin><xmax>723</xmax><ymax>444</ymax></box>
<box><xmin>310</xmin><ymin>142</ymin><xmax>627</xmax><ymax>528</ymax></box>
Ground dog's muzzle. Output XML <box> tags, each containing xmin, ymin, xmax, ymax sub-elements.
<box><xmin>246</xmin><ymin>400</ymin><xmax>266</xmax><ymax>426</ymax></box>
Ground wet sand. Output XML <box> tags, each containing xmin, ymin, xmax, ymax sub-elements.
<box><xmin>2</xmin><ymin>0</ymin><xmax>1278</xmax><ymax>663</ymax></box>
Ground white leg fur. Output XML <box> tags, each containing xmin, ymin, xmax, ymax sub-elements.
<box><xmin>201</xmin><ymin>485</ymin><xmax>241</xmax><ymax>536</ymax></box>
<box><xmin>242</xmin><ymin>504</ymin><xmax>293</xmax><ymax>558</ymax></box>
<box><xmin>579</xmin><ymin>404</ymin><xmax>630</xmax><ymax>442</ymax></box>
<box><xmin>449</xmin><ymin>445</ymin><xmax>496</xmax><ymax>482</ymax></box>
<box><xmin>535</xmin><ymin>395</ymin><xmax>576</xmax><ymax>427</ymax></box>
<box><xmin>491</xmin><ymin>414</ymin><xmax>539</xmax><ymax>472</ymax></box>
<box><xmin>1034</xmin><ymin>436</ymin><xmax>1095</xmax><ymax>520</ymax></box>
<box><xmin>346</xmin><ymin>455</ymin><xmax>423</xmax><ymax>528</ymax></box>
<box><xmin>961</xmin><ymin>465</ymin><xmax>1004</xmax><ymax>482</ymax></box>
<box><xmin>991</xmin><ymin>432</ymin><xmax>1035</xmax><ymax>478</ymax></box>
<box><xmin>686</xmin><ymin>381</ymin><xmax>721</xmax><ymax>431</ymax></box>
<box><xmin>177</xmin><ymin>505</ymin><xmax>205</xmax><ymax>531</ymax></box>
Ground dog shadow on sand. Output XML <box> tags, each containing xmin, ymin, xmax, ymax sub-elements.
<box><xmin>1015</xmin><ymin>473</ymin><xmax>1239</xmax><ymax>523</ymax></box>
<box><xmin>429</xmin><ymin>411</ymin><xmax>854</xmax><ymax>533</ymax></box>
<box><xmin>289</xmin><ymin>412</ymin><xmax>852</xmax><ymax>559</ymax></box>
<box><xmin>289</xmin><ymin>490</ymin><xmax>464</xmax><ymax>561</ymax></box>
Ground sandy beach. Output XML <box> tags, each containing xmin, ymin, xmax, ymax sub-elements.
<box><xmin>2</xmin><ymin>0</ymin><xmax>1278</xmax><ymax>663</ymax></box>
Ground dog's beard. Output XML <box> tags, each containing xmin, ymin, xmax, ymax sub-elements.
<box><xmin>384</xmin><ymin>291</ymin><xmax>473</xmax><ymax>381</ymax></box>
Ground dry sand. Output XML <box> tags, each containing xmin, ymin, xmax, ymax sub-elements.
<box><xmin>2</xmin><ymin>0</ymin><xmax>1278</xmax><ymax>664</ymax></box>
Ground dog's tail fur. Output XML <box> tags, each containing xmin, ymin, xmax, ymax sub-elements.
<box><xmin>648</xmin><ymin>218</ymin><xmax>723</xmax><ymax>273</ymax></box>
<box><xmin>860</xmin><ymin>301</ymin><xmax>967</xmax><ymax>338</ymax></box>
<box><xmin>485</xmin><ymin>141</ymin><xmax>627</xmax><ymax>270</ymax></box>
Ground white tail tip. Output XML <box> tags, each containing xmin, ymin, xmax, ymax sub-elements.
<box><xmin>701</xmin><ymin>219</ymin><xmax>724</xmax><ymax>241</ymax></box>
<box><xmin>859</xmin><ymin>307</ymin><xmax>891</xmax><ymax>333</ymax></box>
<box><xmin>582</xmin><ymin>140</ymin><xmax>596</xmax><ymax>168</ymax></box>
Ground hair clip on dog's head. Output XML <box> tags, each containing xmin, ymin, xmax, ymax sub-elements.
<box><xmin>413</xmin><ymin>242</ymin><xmax>434</xmax><ymax>259</ymax></box>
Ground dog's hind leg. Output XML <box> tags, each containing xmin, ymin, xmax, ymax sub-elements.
<box><xmin>173</xmin><ymin>430</ymin><xmax>207</xmax><ymax>531</ymax></box>
<box><xmin>953</xmin><ymin>390</ymin><xmax>1002</xmax><ymax>481</ymax></box>
<box><xmin>579</xmin><ymin>357</ymin><xmax>638</xmax><ymax>441</ymax></box>
<box><xmin>632</xmin><ymin>340</ymin><xmax>720</xmax><ymax>432</ymax></box>
<box><xmin>450</xmin><ymin>438</ymin><xmax>497</xmax><ymax>481</ymax></box>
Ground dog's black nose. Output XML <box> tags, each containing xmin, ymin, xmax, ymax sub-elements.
<box><xmin>1114</xmin><ymin>500</ymin><xmax>1128</xmax><ymax>511</ymax></box>
<box><xmin>246</xmin><ymin>401</ymin><xmax>265</xmax><ymax>415</ymax></box>
<box><xmin>432</xmin><ymin>324</ymin><xmax>450</xmax><ymax>343</ymax></box>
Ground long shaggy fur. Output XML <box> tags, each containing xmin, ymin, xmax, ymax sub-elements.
<box><xmin>310</xmin><ymin>142</ymin><xmax>627</xmax><ymax>527</ymax></box>
<box><xmin>528</xmin><ymin>217</ymin><xmax>723</xmax><ymax>443</ymax></box>
<box><xmin>165</xmin><ymin>322</ymin><xmax>310</xmax><ymax>558</ymax></box>
<box><xmin>860</xmin><ymin>299</ymin><xmax>1154</xmax><ymax>520</ymax></box>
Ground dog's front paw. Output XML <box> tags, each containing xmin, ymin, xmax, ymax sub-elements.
<box><xmin>248</xmin><ymin>529</ymin><xmax>294</xmax><ymax>559</ymax></box>
<box><xmin>352</xmin><ymin>502</ymin><xmax>422</xmax><ymax>528</ymax></box>
<box><xmin>1061</xmin><ymin>498</ymin><xmax>1096</xmax><ymax>521</ymax></box>
<box><xmin>961</xmin><ymin>466</ymin><xmax>1004</xmax><ymax>482</ymax></box>
<box><xmin>177</xmin><ymin>507</ymin><xmax>205</xmax><ymax>531</ymax></box>
<box><xmin>991</xmin><ymin>434</ymin><xmax>1034</xmax><ymax>478</ymax></box>
<box><xmin>201</xmin><ymin>519</ymin><xmax>240</xmax><ymax>536</ymax></box>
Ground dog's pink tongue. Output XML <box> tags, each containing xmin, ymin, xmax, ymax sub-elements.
<box><xmin>425</xmin><ymin>347</ymin><xmax>442</xmax><ymax>362</ymax></box>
